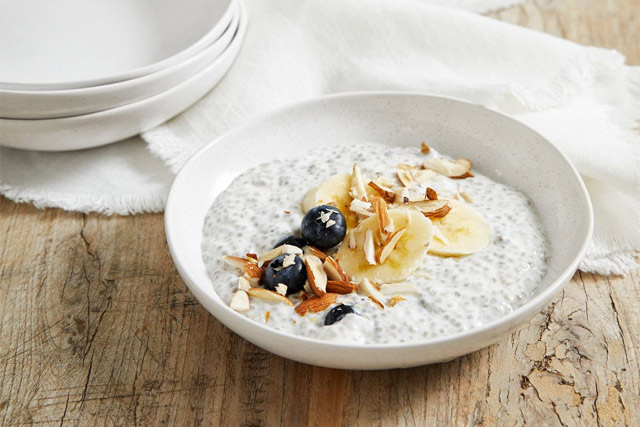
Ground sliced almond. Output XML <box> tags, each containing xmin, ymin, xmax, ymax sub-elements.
<box><xmin>348</xmin><ymin>229</ymin><xmax>357</xmax><ymax>250</ymax></box>
<box><xmin>372</xmin><ymin>196</ymin><xmax>394</xmax><ymax>237</ymax></box>
<box><xmin>426</xmin><ymin>187</ymin><xmax>438</xmax><ymax>200</ymax></box>
<box><xmin>245</xmin><ymin>253</ymin><xmax>258</xmax><ymax>261</ymax></box>
<box><xmin>304</xmin><ymin>246</ymin><xmax>328</xmax><ymax>261</ymax></box>
<box><xmin>282</xmin><ymin>253</ymin><xmax>297</xmax><ymax>268</ymax></box>
<box><xmin>387</xmin><ymin>295</ymin><xmax>405</xmax><ymax>307</ymax></box>
<box><xmin>300</xmin><ymin>290</ymin><xmax>310</xmax><ymax>300</ymax></box>
<box><xmin>397</xmin><ymin>163</ymin><xmax>417</xmax><ymax>171</ymax></box>
<box><xmin>243</xmin><ymin>263</ymin><xmax>264</xmax><ymax>280</ymax></box>
<box><xmin>368</xmin><ymin>181</ymin><xmax>395</xmax><ymax>203</ymax></box>
<box><xmin>275</xmin><ymin>283</ymin><xmax>288</xmax><ymax>296</ymax></box>
<box><xmin>350</xmin><ymin>163</ymin><xmax>368</xmax><ymax>201</ymax></box>
<box><xmin>368</xmin><ymin>296</ymin><xmax>384</xmax><ymax>310</ymax></box>
<box><xmin>257</xmin><ymin>244</ymin><xmax>303</xmax><ymax>267</ymax></box>
<box><xmin>379</xmin><ymin>282</ymin><xmax>420</xmax><ymax>295</ymax></box>
<box><xmin>294</xmin><ymin>293</ymin><xmax>338</xmax><ymax>316</ymax></box>
<box><xmin>304</xmin><ymin>254</ymin><xmax>327</xmax><ymax>296</ymax></box>
<box><xmin>326</xmin><ymin>280</ymin><xmax>357</xmax><ymax>294</ymax></box>
<box><xmin>222</xmin><ymin>255</ymin><xmax>251</xmax><ymax>270</ymax></box>
<box><xmin>323</xmin><ymin>256</ymin><xmax>349</xmax><ymax>281</ymax></box>
<box><xmin>413</xmin><ymin>169</ymin><xmax>438</xmax><ymax>184</ymax></box>
<box><xmin>376</xmin><ymin>227</ymin><xmax>406</xmax><ymax>264</ymax></box>
<box><xmin>363</xmin><ymin>230</ymin><xmax>377</xmax><ymax>265</ymax></box>
<box><xmin>421</xmin><ymin>142</ymin><xmax>430</xmax><ymax>154</ymax></box>
<box><xmin>393</xmin><ymin>187</ymin><xmax>410</xmax><ymax>204</ymax></box>
<box><xmin>408</xmin><ymin>199</ymin><xmax>452</xmax><ymax>219</ymax></box>
<box><xmin>422</xmin><ymin>158</ymin><xmax>474</xmax><ymax>179</ymax></box>
<box><xmin>229</xmin><ymin>290</ymin><xmax>250</xmax><ymax>312</ymax></box>
<box><xmin>303</xmin><ymin>281</ymin><xmax>313</xmax><ymax>295</ymax></box>
<box><xmin>358</xmin><ymin>277</ymin><xmax>384</xmax><ymax>301</ymax></box>
<box><xmin>247</xmin><ymin>288</ymin><xmax>293</xmax><ymax>306</ymax></box>
<box><xmin>396</xmin><ymin>168</ymin><xmax>414</xmax><ymax>188</ymax></box>
<box><xmin>237</xmin><ymin>276</ymin><xmax>252</xmax><ymax>291</ymax></box>
<box><xmin>349</xmin><ymin>199</ymin><xmax>374</xmax><ymax>217</ymax></box>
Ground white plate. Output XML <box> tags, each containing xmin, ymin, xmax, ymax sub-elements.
<box><xmin>164</xmin><ymin>92</ymin><xmax>593</xmax><ymax>370</ymax></box>
<box><xmin>0</xmin><ymin>3</ymin><xmax>239</xmax><ymax>120</ymax></box>
<box><xmin>0</xmin><ymin>0</ymin><xmax>234</xmax><ymax>90</ymax></box>
<box><xmin>0</xmin><ymin>2</ymin><xmax>247</xmax><ymax>151</ymax></box>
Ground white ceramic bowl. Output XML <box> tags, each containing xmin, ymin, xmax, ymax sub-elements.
<box><xmin>165</xmin><ymin>92</ymin><xmax>593</xmax><ymax>370</ymax></box>
<box><xmin>0</xmin><ymin>0</ymin><xmax>235</xmax><ymax>90</ymax></box>
<box><xmin>0</xmin><ymin>1</ymin><xmax>247</xmax><ymax>151</ymax></box>
<box><xmin>0</xmin><ymin>3</ymin><xmax>239</xmax><ymax>120</ymax></box>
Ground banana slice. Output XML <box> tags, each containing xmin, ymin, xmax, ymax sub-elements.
<box><xmin>428</xmin><ymin>200</ymin><xmax>491</xmax><ymax>256</ymax></box>
<box><xmin>336</xmin><ymin>209</ymin><xmax>433</xmax><ymax>283</ymax></box>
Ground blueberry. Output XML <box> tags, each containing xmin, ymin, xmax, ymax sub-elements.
<box><xmin>262</xmin><ymin>254</ymin><xmax>307</xmax><ymax>295</ymax></box>
<box><xmin>301</xmin><ymin>205</ymin><xmax>347</xmax><ymax>249</ymax></box>
<box><xmin>273</xmin><ymin>235</ymin><xmax>307</xmax><ymax>249</ymax></box>
<box><xmin>324</xmin><ymin>304</ymin><xmax>355</xmax><ymax>325</ymax></box>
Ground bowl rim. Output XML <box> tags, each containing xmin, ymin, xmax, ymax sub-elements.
<box><xmin>165</xmin><ymin>91</ymin><xmax>594</xmax><ymax>351</ymax></box>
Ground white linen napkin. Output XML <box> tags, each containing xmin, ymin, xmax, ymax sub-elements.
<box><xmin>1</xmin><ymin>0</ymin><xmax>638</xmax><ymax>275</ymax></box>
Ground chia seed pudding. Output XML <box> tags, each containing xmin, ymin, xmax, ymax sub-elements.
<box><xmin>201</xmin><ymin>142</ymin><xmax>548</xmax><ymax>345</ymax></box>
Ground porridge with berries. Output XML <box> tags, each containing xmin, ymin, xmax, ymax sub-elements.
<box><xmin>201</xmin><ymin>142</ymin><xmax>548</xmax><ymax>344</ymax></box>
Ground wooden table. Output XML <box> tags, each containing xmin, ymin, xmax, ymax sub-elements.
<box><xmin>1</xmin><ymin>1</ymin><xmax>638</xmax><ymax>424</ymax></box>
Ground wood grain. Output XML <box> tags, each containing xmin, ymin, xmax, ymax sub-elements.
<box><xmin>1</xmin><ymin>0</ymin><xmax>639</xmax><ymax>425</ymax></box>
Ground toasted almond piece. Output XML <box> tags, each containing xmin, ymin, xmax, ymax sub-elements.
<box><xmin>348</xmin><ymin>229</ymin><xmax>357</xmax><ymax>250</ymax></box>
<box><xmin>304</xmin><ymin>246</ymin><xmax>328</xmax><ymax>261</ymax></box>
<box><xmin>350</xmin><ymin>198</ymin><xmax>374</xmax><ymax>217</ymax></box>
<box><xmin>223</xmin><ymin>255</ymin><xmax>251</xmax><ymax>270</ymax></box>
<box><xmin>372</xmin><ymin>196</ymin><xmax>394</xmax><ymax>237</ymax></box>
<box><xmin>393</xmin><ymin>187</ymin><xmax>410</xmax><ymax>204</ymax></box>
<box><xmin>422</xmin><ymin>158</ymin><xmax>474</xmax><ymax>179</ymax></box>
<box><xmin>421</xmin><ymin>142</ymin><xmax>430</xmax><ymax>154</ymax></box>
<box><xmin>368</xmin><ymin>181</ymin><xmax>395</xmax><ymax>203</ymax></box>
<box><xmin>363</xmin><ymin>230</ymin><xmax>377</xmax><ymax>265</ymax></box>
<box><xmin>265</xmin><ymin>311</ymin><xmax>271</xmax><ymax>322</ymax></box>
<box><xmin>243</xmin><ymin>273</ymin><xmax>261</xmax><ymax>287</ymax></box>
<box><xmin>350</xmin><ymin>163</ymin><xmax>368</xmax><ymax>201</ymax></box>
<box><xmin>245</xmin><ymin>253</ymin><xmax>258</xmax><ymax>261</ymax></box>
<box><xmin>397</xmin><ymin>163</ymin><xmax>417</xmax><ymax>171</ymax></box>
<box><xmin>275</xmin><ymin>283</ymin><xmax>288</xmax><ymax>296</ymax></box>
<box><xmin>229</xmin><ymin>290</ymin><xmax>250</xmax><ymax>312</ymax></box>
<box><xmin>257</xmin><ymin>244</ymin><xmax>302</xmax><ymax>266</ymax></box>
<box><xmin>300</xmin><ymin>290</ymin><xmax>310</xmax><ymax>300</ymax></box>
<box><xmin>282</xmin><ymin>253</ymin><xmax>296</xmax><ymax>268</ymax></box>
<box><xmin>368</xmin><ymin>296</ymin><xmax>384</xmax><ymax>310</ymax></box>
<box><xmin>413</xmin><ymin>169</ymin><xmax>438</xmax><ymax>184</ymax></box>
<box><xmin>243</xmin><ymin>263</ymin><xmax>264</xmax><ymax>280</ymax></box>
<box><xmin>387</xmin><ymin>295</ymin><xmax>405</xmax><ymax>307</ymax></box>
<box><xmin>426</xmin><ymin>187</ymin><xmax>438</xmax><ymax>200</ymax></box>
<box><xmin>358</xmin><ymin>277</ymin><xmax>384</xmax><ymax>301</ymax></box>
<box><xmin>282</xmin><ymin>244</ymin><xmax>303</xmax><ymax>255</ymax></box>
<box><xmin>326</xmin><ymin>280</ymin><xmax>357</xmax><ymax>294</ymax></box>
<box><xmin>396</xmin><ymin>168</ymin><xmax>414</xmax><ymax>188</ymax></box>
<box><xmin>460</xmin><ymin>191</ymin><xmax>474</xmax><ymax>203</ymax></box>
<box><xmin>237</xmin><ymin>276</ymin><xmax>252</xmax><ymax>291</ymax></box>
<box><xmin>379</xmin><ymin>282</ymin><xmax>420</xmax><ymax>295</ymax></box>
<box><xmin>304</xmin><ymin>254</ymin><xmax>327</xmax><ymax>296</ymax></box>
<box><xmin>303</xmin><ymin>281</ymin><xmax>313</xmax><ymax>294</ymax></box>
<box><xmin>377</xmin><ymin>227</ymin><xmax>406</xmax><ymax>264</ymax></box>
<box><xmin>294</xmin><ymin>293</ymin><xmax>338</xmax><ymax>316</ymax></box>
<box><xmin>408</xmin><ymin>199</ymin><xmax>452</xmax><ymax>218</ymax></box>
<box><xmin>323</xmin><ymin>256</ymin><xmax>349</xmax><ymax>281</ymax></box>
<box><xmin>247</xmin><ymin>288</ymin><xmax>293</xmax><ymax>306</ymax></box>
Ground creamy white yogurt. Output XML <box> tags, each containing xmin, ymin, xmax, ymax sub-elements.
<box><xmin>202</xmin><ymin>143</ymin><xmax>548</xmax><ymax>344</ymax></box>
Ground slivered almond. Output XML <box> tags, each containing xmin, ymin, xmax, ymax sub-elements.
<box><xmin>323</xmin><ymin>256</ymin><xmax>349</xmax><ymax>281</ymax></box>
<box><xmin>243</xmin><ymin>263</ymin><xmax>264</xmax><ymax>280</ymax></box>
<box><xmin>350</xmin><ymin>199</ymin><xmax>374</xmax><ymax>217</ymax></box>
<box><xmin>368</xmin><ymin>181</ymin><xmax>395</xmax><ymax>203</ymax></box>
<box><xmin>247</xmin><ymin>288</ymin><xmax>293</xmax><ymax>305</ymax></box>
<box><xmin>368</xmin><ymin>296</ymin><xmax>384</xmax><ymax>310</ymax></box>
<box><xmin>294</xmin><ymin>293</ymin><xmax>338</xmax><ymax>316</ymax></box>
<box><xmin>275</xmin><ymin>283</ymin><xmax>288</xmax><ymax>296</ymax></box>
<box><xmin>408</xmin><ymin>199</ymin><xmax>452</xmax><ymax>218</ymax></box>
<box><xmin>237</xmin><ymin>276</ymin><xmax>252</xmax><ymax>291</ymax></box>
<box><xmin>379</xmin><ymin>282</ymin><xmax>420</xmax><ymax>295</ymax></box>
<box><xmin>372</xmin><ymin>196</ymin><xmax>394</xmax><ymax>238</ymax></box>
<box><xmin>422</xmin><ymin>158</ymin><xmax>474</xmax><ymax>179</ymax></box>
<box><xmin>304</xmin><ymin>254</ymin><xmax>327</xmax><ymax>296</ymax></box>
<box><xmin>363</xmin><ymin>230</ymin><xmax>377</xmax><ymax>265</ymax></box>
<box><xmin>348</xmin><ymin>229</ymin><xmax>357</xmax><ymax>249</ymax></box>
<box><xmin>229</xmin><ymin>290</ymin><xmax>250</xmax><ymax>312</ymax></box>
<box><xmin>358</xmin><ymin>277</ymin><xmax>384</xmax><ymax>301</ymax></box>
<box><xmin>326</xmin><ymin>280</ymin><xmax>357</xmax><ymax>294</ymax></box>
<box><xmin>350</xmin><ymin>163</ymin><xmax>368</xmax><ymax>201</ymax></box>
<box><xmin>387</xmin><ymin>295</ymin><xmax>405</xmax><ymax>307</ymax></box>
<box><xmin>222</xmin><ymin>255</ymin><xmax>251</xmax><ymax>270</ymax></box>
<box><xmin>426</xmin><ymin>187</ymin><xmax>438</xmax><ymax>200</ymax></box>
<box><xmin>396</xmin><ymin>168</ymin><xmax>414</xmax><ymax>188</ymax></box>
<box><xmin>304</xmin><ymin>246</ymin><xmax>328</xmax><ymax>261</ymax></box>
<box><xmin>421</xmin><ymin>142</ymin><xmax>431</xmax><ymax>154</ymax></box>
<box><xmin>377</xmin><ymin>227</ymin><xmax>406</xmax><ymax>264</ymax></box>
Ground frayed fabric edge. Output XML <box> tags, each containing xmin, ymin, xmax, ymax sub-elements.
<box><xmin>0</xmin><ymin>185</ymin><xmax>167</xmax><ymax>216</ymax></box>
<box><xmin>580</xmin><ymin>252</ymin><xmax>639</xmax><ymax>276</ymax></box>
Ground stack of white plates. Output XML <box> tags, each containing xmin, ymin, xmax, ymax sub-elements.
<box><xmin>0</xmin><ymin>0</ymin><xmax>246</xmax><ymax>151</ymax></box>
